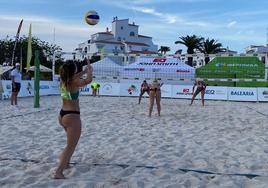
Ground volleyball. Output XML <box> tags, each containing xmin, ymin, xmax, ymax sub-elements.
<box><xmin>85</xmin><ymin>10</ymin><xmax>100</xmax><ymax>26</ymax></box>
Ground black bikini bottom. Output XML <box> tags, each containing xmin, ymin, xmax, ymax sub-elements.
<box><xmin>60</xmin><ymin>109</ymin><xmax>80</xmax><ymax>118</ymax></box>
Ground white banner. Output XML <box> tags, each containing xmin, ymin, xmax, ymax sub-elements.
<box><xmin>228</xmin><ymin>87</ymin><xmax>258</xmax><ymax>101</ymax></box>
<box><xmin>80</xmin><ymin>84</ymin><xmax>92</xmax><ymax>95</ymax></box>
<box><xmin>80</xmin><ymin>82</ymin><xmax>121</xmax><ymax>96</ymax></box>
<box><xmin>120</xmin><ymin>83</ymin><xmax>141</xmax><ymax>97</ymax></box>
<box><xmin>160</xmin><ymin>84</ymin><xmax>172</xmax><ymax>98</ymax></box>
<box><xmin>172</xmin><ymin>85</ymin><xmax>193</xmax><ymax>99</ymax></box>
<box><xmin>204</xmin><ymin>86</ymin><xmax>228</xmax><ymax>100</ymax></box>
<box><xmin>257</xmin><ymin>88</ymin><xmax>268</xmax><ymax>101</ymax></box>
<box><xmin>99</xmin><ymin>83</ymin><xmax>120</xmax><ymax>96</ymax></box>
<box><xmin>1</xmin><ymin>80</ymin><xmax>60</xmax><ymax>98</ymax></box>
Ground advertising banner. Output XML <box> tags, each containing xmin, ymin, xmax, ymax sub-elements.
<box><xmin>257</xmin><ymin>87</ymin><xmax>268</xmax><ymax>102</ymax></box>
<box><xmin>204</xmin><ymin>86</ymin><xmax>228</xmax><ymax>100</ymax></box>
<box><xmin>228</xmin><ymin>87</ymin><xmax>258</xmax><ymax>101</ymax></box>
<box><xmin>1</xmin><ymin>80</ymin><xmax>59</xmax><ymax>98</ymax></box>
<box><xmin>172</xmin><ymin>85</ymin><xmax>193</xmax><ymax>99</ymax></box>
<box><xmin>99</xmin><ymin>83</ymin><xmax>120</xmax><ymax>96</ymax></box>
<box><xmin>120</xmin><ymin>83</ymin><xmax>141</xmax><ymax>97</ymax></box>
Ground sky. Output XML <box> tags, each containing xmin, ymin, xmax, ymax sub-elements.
<box><xmin>0</xmin><ymin>0</ymin><xmax>268</xmax><ymax>54</ymax></box>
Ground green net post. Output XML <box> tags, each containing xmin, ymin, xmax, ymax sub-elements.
<box><xmin>34</xmin><ymin>51</ymin><xmax>40</xmax><ymax>108</ymax></box>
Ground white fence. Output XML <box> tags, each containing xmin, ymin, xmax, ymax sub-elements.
<box><xmin>1</xmin><ymin>80</ymin><xmax>268</xmax><ymax>102</ymax></box>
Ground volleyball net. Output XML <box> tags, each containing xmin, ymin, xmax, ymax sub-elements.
<box><xmin>57</xmin><ymin>52</ymin><xmax>268</xmax><ymax>86</ymax></box>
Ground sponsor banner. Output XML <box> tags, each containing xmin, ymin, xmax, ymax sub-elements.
<box><xmin>228</xmin><ymin>87</ymin><xmax>257</xmax><ymax>101</ymax></box>
<box><xmin>80</xmin><ymin>84</ymin><xmax>92</xmax><ymax>95</ymax></box>
<box><xmin>80</xmin><ymin>82</ymin><xmax>120</xmax><ymax>96</ymax></box>
<box><xmin>161</xmin><ymin>84</ymin><xmax>172</xmax><ymax>98</ymax></box>
<box><xmin>100</xmin><ymin>83</ymin><xmax>120</xmax><ymax>96</ymax></box>
<box><xmin>2</xmin><ymin>80</ymin><xmax>12</xmax><ymax>99</ymax></box>
<box><xmin>257</xmin><ymin>88</ymin><xmax>268</xmax><ymax>101</ymax></box>
<box><xmin>204</xmin><ymin>86</ymin><xmax>228</xmax><ymax>100</ymax></box>
<box><xmin>172</xmin><ymin>85</ymin><xmax>193</xmax><ymax>99</ymax></box>
<box><xmin>39</xmin><ymin>81</ymin><xmax>60</xmax><ymax>96</ymax></box>
<box><xmin>120</xmin><ymin>83</ymin><xmax>141</xmax><ymax>97</ymax></box>
<box><xmin>1</xmin><ymin>80</ymin><xmax>60</xmax><ymax>98</ymax></box>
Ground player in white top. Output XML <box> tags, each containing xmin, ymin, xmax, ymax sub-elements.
<box><xmin>10</xmin><ymin>63</ymin><xmax>22</xmax><ymax>106</ymax></box>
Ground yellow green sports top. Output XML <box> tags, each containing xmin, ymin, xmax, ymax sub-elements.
<box><xmin>60</xmin><ymin>86</ymin><xmax>79</xmax><ymax>100</ymax></box>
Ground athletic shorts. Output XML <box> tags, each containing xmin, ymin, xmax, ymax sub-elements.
<box><xmin>12</xmin><ymin>82</ymin><xmax>21</xmax><ymax>92</ymax></box>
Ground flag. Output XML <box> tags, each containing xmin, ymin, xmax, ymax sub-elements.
<box><xmin>26</xmin><ymin>24</ymin><xmax>32</xmax><ymax>72</ymax></box>
<box><xmin>11</xmin><ymin>19</ymin><xmax>23</xmax><ymax>66</ymax></box>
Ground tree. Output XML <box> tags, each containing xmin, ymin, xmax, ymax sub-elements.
<box><xmin>200</xmin><ymin>38</ymin><xmax>222</xmax><ymax>64</ymax></box>
<box><xmin>175</xmin><ymin>35</ymin><xmax>203</xmax><ymax>66</ymax></box>
<box><xmin>158</xmin><ymin>46</ymin><xmax>170</xmax><ymax>56</ymax></box>
<box><xmin>0</xmin><ymin>35</ymin><xmax>62</xmax><ymax>73</ymax></box>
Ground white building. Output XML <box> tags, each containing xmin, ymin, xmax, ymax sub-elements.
<box><xmin>76</xmin><ymin>17</ymin><xmax>158</xmax><ymax>59</ymax></box>
<box><xmin>245</xmin><ymin>45</ymin><xmax>268</xmax><ymax>54</ymax></box>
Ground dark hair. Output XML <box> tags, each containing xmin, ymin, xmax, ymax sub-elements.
<box><xmin>59</xmin><ymin>62</ymin><xmax>77</xmax><ymax>89</ymax></box>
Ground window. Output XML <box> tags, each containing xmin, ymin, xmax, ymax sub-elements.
<box><xmin>130</xmin><ymin>32</ymin><xmax>135</xmax><ymax>36</ymax></box>
<box><xmin>117</xmin><ymin>37</ymin><xmax>121</xmax><ymax>41</ymax></box>
<box><xmin>121</xmin><ymin>26</ymin><xmax>123</xmax><ymax>30</ymax></box>
<box><xmin>84</xmin><ymin>47</ymin><xmax>87</xmax><ymax>53</ymax></box>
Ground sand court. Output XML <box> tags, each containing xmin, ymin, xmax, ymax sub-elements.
<box><xmin>0</xmin><ymin>96</ymin><xmax>268</xmax><ymax>187</ymax></box>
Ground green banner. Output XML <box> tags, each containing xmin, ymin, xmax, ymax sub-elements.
<box><xmin>196</xmin><ymin>57</ymin><xmax>265</xmax><ymax>79</ymax></box>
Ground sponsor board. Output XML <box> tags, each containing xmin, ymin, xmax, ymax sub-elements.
<box><xmin>257</xmin><ymin>88</ymin><xmax>268</xmax><ymax>101</ymax></box>
<box><xmin>80</xmin><ymin>84</ymin><xmax>92</xmax><ymax>95</ymax></box>
<box><xmin>172</xmin><ymin>85</ymin><xmax>193</xmax><ymax>99</ymax></box>
<box><xmin>120</xmin><ymin>83</ymin><xmax>140</xmax><ymax>97</ymax></box>
<box><xmin>1</xmin><ymin>80</ymin><xmax>60</xmax><ymax>98</ymax></box>
<box><xmin>100</xmin><ymin>83</ymin><xmax>120</xmax><ymax>96</ymax></box>
<box><xmin>228</xmin><ymin>87</ymin><xmax>257</xmax><ymax>101</ymax></box>
<box><xmin>160</xmin><ymin>84</ymin><xmax>172</xmax><ymax>98</ymax></box>
<box><xmin>204</xmin><ymin>86</ymin><xmax>228</xmax><ymax>100</ymax></box>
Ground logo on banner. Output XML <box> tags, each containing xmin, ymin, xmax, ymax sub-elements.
<box><xmin>176</xmin><ymin>88</ymin><xmax>192</xmax><ymax>95</ymax></box>
<box><xmin>6</xmin><ymin>84</ymin><xmax>11</xmax><ymax>90</ymax></box>
<box><xmin>153</xmin><ymin>58</ymin><xmax>166</xmax><ymax>63</ymax></box>
<box><xmin>262</xmin><ymin>91</ymin><xmax>268</xmax><ymax>98</ymax></box>
<box><xmin>40</xmin><ymin>85</ymin><xmax>49</xmax><ymax>89</ymax></box>
<box><xmin>230</xmin><ymin>91</ymin><xmax>254</xmax><ymax>96</ymax></box>
<box><xmin>103</xmin><ymin>84</ymin><xmax>112</xmax><ymax>94</ymax></box>
<box><xmin>128</xmin><ymin>85</ymin><xmax>137</xmax><ymax>95</ymax></box>
<box><xmin>176</xmin><ymin>69</ymin><xmax>190</xmax><ymax>72</ymax></box>
<box><xmin>205</xmin><ymin>90</ymin><xmax>215</xmax><ymax>95</ymax></box>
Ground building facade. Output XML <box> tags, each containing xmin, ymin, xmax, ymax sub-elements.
<box><xmin>76</xmin><ymin>17</ymin><xmax>158</xmax><ymax>59</ymax></box>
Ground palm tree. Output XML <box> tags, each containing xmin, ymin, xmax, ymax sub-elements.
<box><xmin>175</xmin><ymin>35</ymin><xmax>203</xmax><ymax>66</ymax></box>
<box><xmin>200</xmin><ymin>38</ymin><xmax>222</xmax><ymax>64</ymax></box>
<box><xmin>158</xmin><ymin>46</ymin><xmax>170</xmax><ymax>56</ymax></box>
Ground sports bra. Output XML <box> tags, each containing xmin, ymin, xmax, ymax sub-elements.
<box><xmin>60</xmin><ymin>86</ymin><xmax>79</xmax><ymax>100</ymax></box>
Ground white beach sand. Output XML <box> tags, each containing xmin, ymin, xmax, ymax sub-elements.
<box><xmin>0</xmin><ymin>95</ymin><xmax>268</xmax><ymax>188</ymax></box>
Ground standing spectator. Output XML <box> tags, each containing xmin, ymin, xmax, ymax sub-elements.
<box><xmin>10</xmin><ymin>63</ymin><xmax>22</xmax><ymax>106</ymax></box>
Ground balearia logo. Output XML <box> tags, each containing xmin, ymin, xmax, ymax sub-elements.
<box><xmin>231</xmin><ymin>91</ymin><xmax>254</xmax><ymax>96</ymax></box>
